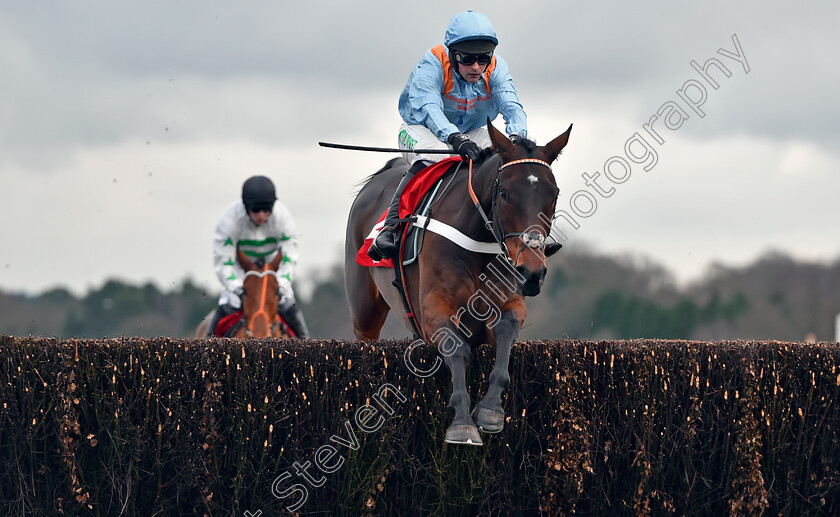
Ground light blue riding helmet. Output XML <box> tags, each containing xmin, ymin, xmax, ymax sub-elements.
<box><xmin>444</xmin><ymin>10</ymin><xmax>499</xmax><ymax>54</ymax></box>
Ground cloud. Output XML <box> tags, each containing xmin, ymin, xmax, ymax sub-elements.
<box><xmin>1</xmin><ymin>1</ymin><xmax>839</xmax><ymax>297</ymax></box>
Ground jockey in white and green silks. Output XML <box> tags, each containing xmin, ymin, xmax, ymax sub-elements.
<box><xmin>369</xmin><ymin>10</ymin><xmax>530</xmax><ymax>261</ymax></box>
<box><xmin>207</xmin><ymin>175</ymin><xmax>310</xmax><ymax>338</ymax></box>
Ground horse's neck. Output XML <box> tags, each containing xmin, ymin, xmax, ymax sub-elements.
<box><xmin>436</xmin><ymin>158</ymin><xmax>500</xmax><ymax>240</ymax></box>
<box><xmin>476</xmin><ymin>153</ymin><xmax>503</xmax><ymax>187</ymax></box>
<box><xmin>469</xmin><ymin>158</ymin><xmax>501</xmax><ymax>212</ymax></box>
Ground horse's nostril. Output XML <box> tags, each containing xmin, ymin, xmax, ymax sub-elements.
<box><xmin>515</xmin><ymin>266</ymin><xmax>546</xmax><ymax>287</ymax></box>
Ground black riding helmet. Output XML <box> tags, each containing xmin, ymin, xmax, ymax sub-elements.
<box><xmin>242</xmin><ymin>175</ymin><xmax>277</xmax><ymax>211</ymax></box>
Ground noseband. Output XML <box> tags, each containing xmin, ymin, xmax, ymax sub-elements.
<box><xmin>467</xmin><ymin>158</ymin><xmax>554</xmax><ymax>267</ymax></box>
<box><xmin>243</xmin><ymin>269</ymin><xmax>279</xmax><ymax>279</ymax></box>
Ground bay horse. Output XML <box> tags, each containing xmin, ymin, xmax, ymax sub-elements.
<box><xmin>196</xmin><ymin>249</ymin><xmax>290</xmax><ymax>338</ymax></box>
<box><xmin>345</xmin><ymin>119</ymin><xmax>571</xmax><ymax>445</ymax></box>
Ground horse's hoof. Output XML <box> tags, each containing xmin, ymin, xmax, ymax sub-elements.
<box><xmin>444</xmin><ymin>424</ymin><xmax>483</xmax><ymax>446</ymax></box>
<box><xmin>472</xmin><ymin>407</ymin><xmax>505</xmax><ymax>434</ymax></box>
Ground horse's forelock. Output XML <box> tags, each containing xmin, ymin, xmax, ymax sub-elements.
<box><xmin>492</xmin><ymin>137</ymin><xmax>538</xmax><ymax>161</ymax></box>
<box><xmin>515</xmin><ymin>137</ymin><xmax>538</xmax><ymax>156</ymax></box>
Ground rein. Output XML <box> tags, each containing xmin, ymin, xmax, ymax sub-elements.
<box><xmin>466</xmin><ymin>157</ymin><xmax>553</xmax><ymax>266</ymax></box>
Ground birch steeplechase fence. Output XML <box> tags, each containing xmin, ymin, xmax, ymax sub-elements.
<box><xmin>1</xmin><ymin>335</ymin><xmax>838</xmax><ymax>516</ymax></box>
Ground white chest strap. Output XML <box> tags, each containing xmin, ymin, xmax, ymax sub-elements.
<box><xmin>411</xmin><ymin>215</ymin><xmax>500</xmax><ymax>254</ymax></box>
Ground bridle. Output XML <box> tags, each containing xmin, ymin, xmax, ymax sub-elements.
<box><xmin>241</xmin><ymin>268</ymin><xmax>282</xmax><ymax>337</ymax></box>
<box><xmin>467</xmin><ymin>157</ymin><xmax>555</xmax><ymax>267</ymax></box>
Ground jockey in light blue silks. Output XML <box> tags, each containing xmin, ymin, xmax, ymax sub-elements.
<box><xmin>368</xmin><ymin>10</ymin><xmax>530</xmax><ymax>261</ymax></box>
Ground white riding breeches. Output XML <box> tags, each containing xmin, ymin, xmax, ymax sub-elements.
<box><xmin>398</xmin><ymin>124</ymin><xmax>491</xmax><ymax>165</ymax></box>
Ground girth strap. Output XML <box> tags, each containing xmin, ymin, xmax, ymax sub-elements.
<box><xmin>411</xmin><ymin>216</ymin><xmax>499</xmax><ymax>254</ymax></box>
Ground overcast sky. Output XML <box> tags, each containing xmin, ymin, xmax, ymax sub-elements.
<box><xmin>1</xmin><ymin>1</ymin><xmax>838</xmax><ymax>299</ymax></box>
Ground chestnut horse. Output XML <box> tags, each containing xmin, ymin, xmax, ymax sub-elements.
<box><xmin>345</xmin><ymin>119</ymin><xmax>571</xmax><ymax>445</ymax></box>
<box><xmin>196</xmin><ymin>249</ymin><xmax>290</xmax><ymax>338</ymax></box>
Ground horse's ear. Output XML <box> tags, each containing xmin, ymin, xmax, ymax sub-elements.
<box><xmin>541</xmin><ymin>124</ymin><xmax>573</xmax><ymax>164</ymax></box>
<box><xmin>487</xmin><ymin>117</ymin><xmax>515</xmax><ymax>159</ymax></box>
<box><xmin>237</xmin><ymin>249</ymin><xmax>254</xmax><ymax>270</ymax></box>
<box><xmin>269</xmin><ymin>250</ymin><xmax>284</xmax><ymax>270</ymax></box>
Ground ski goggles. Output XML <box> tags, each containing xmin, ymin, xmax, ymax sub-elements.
<box><xmin>453</xmin><ymin>51</ymin><xmax>493</xmax><ymax>66</ymax></box>
<box><xmin>248</xmin><ymin>204</ymin><xmax>273</xmax><ymax>214</ymax></box>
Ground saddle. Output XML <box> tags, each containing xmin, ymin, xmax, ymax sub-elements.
<box><xmin>357</xmin><ymin>157</ymin><xmax>463</xmax><ymax>269</ymax></box>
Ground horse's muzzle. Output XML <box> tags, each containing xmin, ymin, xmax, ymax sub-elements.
<box><xmin>515</xmin><ymin>265</ymin><xmax>547</xmax><ymax>297</ymax></box>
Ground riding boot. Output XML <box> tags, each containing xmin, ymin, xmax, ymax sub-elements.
<box><xmin>368</xmin><ymin>160</ymin><xmax>429</xmax><ymax>261</ymax></box>
<box><xmin>205</xmin><ymin>304</ymin><xmax>236</xmax><ymax>337</ymax></box>
<box><xmin>277</xmin><ymin>298</ymin><xmax>310</xmax><ymax>338</ymax></box>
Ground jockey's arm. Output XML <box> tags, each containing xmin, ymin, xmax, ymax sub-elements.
<box><xmin>407</xmin><ymin>57</ymin><xmax>460</xmax><ymax>142</ymax></box>
<box><xmin>488</xmin><ymin>57</ymin><xmax>527</xmax><ymax>138</ymax></box>
<box><xmin>212</xmin><ymin>205</ymin><xmax>244</xmax><ymax>294</ymax></box>
<box><xmin>271</xmin><ymin>203</ymin><xmax>300</xmax><ymax>300</ymax></box>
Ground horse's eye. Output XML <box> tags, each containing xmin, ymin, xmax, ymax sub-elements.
<box><xmin>500</xmin><ymin>188</ymin><xmax>509</xmax><ymax>202</ymax></box>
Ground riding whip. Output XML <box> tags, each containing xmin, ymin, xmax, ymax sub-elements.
<box><xmin>318</xmin><ymin>142</ymin><xmax>457</xmax><ymax>154</ymax></box>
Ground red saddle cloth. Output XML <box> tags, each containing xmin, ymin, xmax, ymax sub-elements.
<box><xmin>215</xmin><ymin>310</ymin><xmax>296</xmax><ymax>338</ymax></box>
<box><xmin>215</xmin><ymin>310</ymin><xmax>243</xmax><ymax>337</ymax></box>
<box><xmin>357</xmin><ymin>157</ymin><xmax>463</xmax><ymax>268</ymax></box>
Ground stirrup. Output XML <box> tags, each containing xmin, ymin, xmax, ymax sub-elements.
<box><xmin>368</xmin><ymin>226</ymin><xmax>399</xmax><ymax>260</ymax></box>
<box><xmin>367</xmin><ymin>241</ymin><xmax>387</xmax><ymax>261</ymax></box>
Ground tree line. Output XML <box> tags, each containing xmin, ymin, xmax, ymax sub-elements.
<box><xmin>2</xmin><ymin>248</ymin><xmax>838</xmax><ymax>341</ymax></box>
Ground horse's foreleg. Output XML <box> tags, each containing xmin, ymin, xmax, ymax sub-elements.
<box><xmin>473</xmin><ymin>308</ymin><xmax>522</xmax><ymax>433</ymax></box>
<box><xmin>424</xmin><ymin>297</ymin><xmax>483</xmax><ymax>446</ymax></box>
<box><xmin>441</xmin><ymin>338</ymin><xmax>483</xmax><ymax>445</ymax></box>
<box><xmin>444</xmin><ymin>338</ymin><xmax>472</xmax><ymax>421</ymax></box>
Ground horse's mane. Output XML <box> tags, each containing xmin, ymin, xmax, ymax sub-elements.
<box><xmin>354</xmin><ymin>157</ymin><xmax>406</xmax><ymax>192</ymax></box>
<box><xmin>353</xmin><ymin>135</ymin><xmax>539</xmax><ymax>194</ymax></box>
